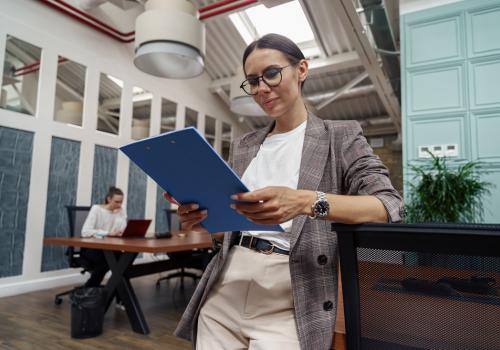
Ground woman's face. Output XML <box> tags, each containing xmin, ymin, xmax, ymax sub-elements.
<box><xmin>244</xmin><ymin>48</ymin><xmax>307</xmax><ymax>118</ymax></box>
<box><xmin>107</xmin><ymin>194</ymin><xmax>123</xmax><ymax>211</ymax></box>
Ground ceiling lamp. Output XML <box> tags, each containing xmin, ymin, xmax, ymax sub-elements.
<box><xmin>134</xmin><ymin>0</ymin><xmax>206</xmax><ymax>79</ymax></box>
<box><xmin>229</xmin><ymin>69</ymin><xmax>267</xmax><ymax>117</ymax></box>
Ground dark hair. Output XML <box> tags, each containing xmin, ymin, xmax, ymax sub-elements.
<box><xmin>242</xmin><ymin>33</ymin><xmax>306</xmax><ymax>89</ymax></box>
<box><xmin>104</xmin><ymin>186</ymin><xmax>123</xmax><ymax>204</ymax></box>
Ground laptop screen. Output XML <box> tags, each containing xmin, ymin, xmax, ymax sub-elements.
<box><xmin>121</xmin><ymin>219</ymin><xmax>152</xmax><ymax>238</ymax></box>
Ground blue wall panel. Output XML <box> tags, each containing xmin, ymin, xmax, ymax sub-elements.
<box><xmin>407</xmin><ymin>15</ymin><xmax>464</xmax><ymax>67</ymax></box>
<box><xmin>471</xmin><ymin>112</ymin><xmax>500</xmax><ymax>163</ymax></box>
<box><xmin>127</xmin><ymin>161</ymin><xmax>146</xmax><ymax>219</ymax></box>
<box><xmin>407</xmin><ymin>64</ymin><xmax>465</xmax><ymax>115</ymax></box>
<box><xmin>0</xmin><ymin>127</ymin><xmax>33</xmax><ymax>278</ymax></box>
<box><xmin>467</xmin><ymin>5</ymin><xmax>500</xmax><ymax>58</ymax></box>
<box><xmin>468</xmin><ymin>57</ymin><xmax>500</xmax><ymax>109</ymax></box>
<box><xmin>408</xmin><ymin>115</ymin><xmax>467</xmax><ymax>162</ymax></box>
<box><xmin>91</xmin><ymin>145</ymin><xmax>117</xmax><ymax>205</ymax></box>
<box><xmin>41</xmin><ymin>137</ymin><xmax>80</xmax><ymax>272</ymax></box>
<box><xmin>155</xmin><ymin>185</ymin><xmax>171</xmax><ymax>233</ymax></box>
<box><xmin>481</xmin><ymin>169</ymin><xmax>500</xmax><ymax>223</ymax></box>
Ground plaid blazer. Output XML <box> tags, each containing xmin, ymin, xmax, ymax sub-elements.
<box><xmin>175</xmin><ymin>113</ymin><xmax>403</xmax><ymax>349</ymax></box>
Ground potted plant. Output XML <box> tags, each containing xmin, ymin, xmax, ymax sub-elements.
<box><xmin>405</xmin><ymin>153</ymin><xmax>493</xmax><ymax>223</ymax></box>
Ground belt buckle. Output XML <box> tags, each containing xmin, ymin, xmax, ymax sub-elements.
<box><xmin>239</xmin><ymin>235</ymin><xmax>254</xmax><ymax>249</ymax></box>
<box><xmin>259</xmin><ymin>243</ymin><xmax>275</xmax><ymax>255</ymax></box>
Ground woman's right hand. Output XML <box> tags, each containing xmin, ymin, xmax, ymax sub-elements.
<box><xmin>163</xmin><ymin>192</ymin><xmax>208</xmax><ymax>233</ymax></box>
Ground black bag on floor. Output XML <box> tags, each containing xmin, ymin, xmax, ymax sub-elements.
<box><xmin>69</xmin><ymin>286</ymin><xmax>107</xmax><ymax>338</ymax></box>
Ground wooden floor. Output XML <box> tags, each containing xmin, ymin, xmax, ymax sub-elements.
<box><xmin>0</xmin><ymin>274</ymin><xmax>197</xmax><ymax>350</ymax></box>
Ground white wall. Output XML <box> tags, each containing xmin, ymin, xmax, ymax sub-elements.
<box><xmin>400</xmin><ymin>0</ymin><xmax>463</xmax><ymax>14</ymax></box>
<box><xmin>0</xmin><ymin>0</ymin><xmax>246</xmax><ymax>297</ymax></box>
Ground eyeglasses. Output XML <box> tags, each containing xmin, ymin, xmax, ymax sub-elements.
<box><xmin>240</xmin><ymin>65</ymin><xmax>290</xmax><ymax>96</ymax></box>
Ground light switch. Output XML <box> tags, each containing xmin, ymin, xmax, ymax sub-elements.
<box><xmin>432</xmin><ymin>144</ymin><xmax>444</xmax><ymax>157</ymax></box>
<box><xmin>418</xmin><ymin>145</ymin><xmax>432</xmax><ymax>158</ymax></box>
<box><xmin>445</xmin><ymin>144</ymin><xmax>458</xmax><ymax>157</ymax></box>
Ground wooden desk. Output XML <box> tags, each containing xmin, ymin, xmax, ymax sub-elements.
<box><xmin>44</xmin><ymin>231</ymin><xmax>212</xmax><ymax>254</ymax></box>
<box><xmin>44</xmin><ymin>231</ymin><xmax>212</xmax><ymax>335</ymax></box>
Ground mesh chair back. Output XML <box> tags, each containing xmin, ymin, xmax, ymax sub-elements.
<box><xmin>65</xmin><ymin>206</ymin><xmax>91</xmax><ymax>268</ymax></box>
<box><xmin>334</xmin><ymin>223</ymin><xmax>500</xmax><ymax>350</ymax></box>
<box><xmin>66</xmin><ymin>206</ymin><xmax>91</xmax><ymax>237</ymax></box>
<box><xmin>72</xmin><ymin>208</ymin><xmax>91</xmax><ymax>237</ymax></box>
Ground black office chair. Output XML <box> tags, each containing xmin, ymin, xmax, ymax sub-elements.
<box><xmin>156</xmin><ymin>209</ymin><xmax>214</xmax><ymax>289</ymax></box>
<box><xmin>54</xmin><ymin>205</ymin><xmax>92</xmax><ymax>305</ymax></box>
<box><xmin>334</xmin><ymin>223</ymin><xmax>500</xmax><ymax>350</ymax></box>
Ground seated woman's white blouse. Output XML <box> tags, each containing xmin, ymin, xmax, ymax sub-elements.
<box><xmin>81</xmin><ymin>205</ymin><xmax>127</xmax><ymax>237</ymax></box>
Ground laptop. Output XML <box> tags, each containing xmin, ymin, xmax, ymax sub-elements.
<box><xmin>121</xmin><ymin>219</ymin><xmax>152</xmax><ymax>238</ymax></box>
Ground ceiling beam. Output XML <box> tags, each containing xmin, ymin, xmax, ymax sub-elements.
<box><xmin>306</xmin><ymin>84</ymin><xmax>375</xmax><ymax>104</ymax></box>
<box><xmin>315</xmin><ymin>71</ymin><xmax>368</xmax><ymax>110</ymax></box>
<box><xmin>307</xmin><ymin>51</ymin><xmax>361</xmax><ymax>76</ymax></box>
<box><xmin>331</xmin><ymin>0</ymin><xmax>401</xmax><ymax>133</ymax></box>
<box><xmin>210</xmin><ymin>85</ymin><xmax>231</xmax><ymax>107</ymax></box>
<box><xmin>362</xmin><ymin>124</ymin><xmax>398</xmax><ymax>137</ymax></box>
<box><xmin>210</xmin><ymin>51</ymin><xmax>362</xmax><ymax>89</ymax></box>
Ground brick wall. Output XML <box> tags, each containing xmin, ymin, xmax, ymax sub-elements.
<box><xmin>369</xmin><ymin>134</ymin><xmax>403</xmax><ymax>194</ymax></box>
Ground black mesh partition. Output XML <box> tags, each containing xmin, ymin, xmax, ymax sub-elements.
<box><xmin>333</xmin><ymin>223</ymin><xmax>500</xmax><ymax>350</ymax></box>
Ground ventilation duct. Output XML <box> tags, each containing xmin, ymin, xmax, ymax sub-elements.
<box><xmin>360</xmin><ymin>0</ymin><xmax>400</xmax><ymax>101</ymax></box>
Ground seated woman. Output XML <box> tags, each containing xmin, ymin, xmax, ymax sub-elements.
<box><xmin>81</xmin><ymin>186</ymin><xmax>127</xmax><ymax>287</ymax></box>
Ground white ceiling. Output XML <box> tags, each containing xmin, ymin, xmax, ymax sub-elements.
<box><xmin>42</xmin><ymin>0</ymin><xmax>402</xmax><ymax>136</ymax></box>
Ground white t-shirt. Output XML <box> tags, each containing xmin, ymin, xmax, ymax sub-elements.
<box><xmin>81</xmin><ymin>205</ymin><xmax>127</xmax><ymax>238</ymax></box>
<box><xmin>241</xmin><ymin>120</ymin><xmax>306</xmax><ymax>250</ymax></box>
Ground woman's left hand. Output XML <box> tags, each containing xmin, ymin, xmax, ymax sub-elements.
<box><xmin>108</xmin><ymin>229</ymin><xmax>124</xmax><ymax>237</ymax></box>
<box><xmin>231</xmin><ymin>186</ymin><xmax>313</xmax><ymax>225</ymax></box>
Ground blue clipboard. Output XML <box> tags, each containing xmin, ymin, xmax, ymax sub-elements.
<box><xmin>120</xmin><ymin>127</ymin><xmax>283</xmax><ymax>234</ymax></box>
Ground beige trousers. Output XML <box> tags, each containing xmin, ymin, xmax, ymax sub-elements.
<box><xmin>196</xmin><ymin>246</ymin><xmax>301</xmax><ymax>350</ymax></box>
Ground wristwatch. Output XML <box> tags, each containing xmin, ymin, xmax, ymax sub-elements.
<box><xmin>309</xmin><ymin>191</ymin><xmax>330</xmax><ymax>219</ymax></box>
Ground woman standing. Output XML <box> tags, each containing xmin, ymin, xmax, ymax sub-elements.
<box><xmin>172</xmin><ymin>33</ymin><xmax>403</xmax><ymax>350</ymax></box>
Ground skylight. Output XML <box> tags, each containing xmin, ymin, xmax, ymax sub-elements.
<box><xmin>229</xmin><ymin>1</ymin><xmax>320</xmax><ymax>59</ymax></box>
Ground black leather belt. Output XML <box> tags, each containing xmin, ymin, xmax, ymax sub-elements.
<box><xmin>235</xmin><ymin>234</ymin><xmax>289</xmax><ymax>256</ymax></box>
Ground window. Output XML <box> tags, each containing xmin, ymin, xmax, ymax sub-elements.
<box><xmin>205</xmin><ymin>115</ymin><xmax>216</xmax><ymax>146</ymax></box>
<box><xmin>185</xmin><ymin>107</ymin><xmax>198</xmax><ymax>129</ymax></box>
<box><xmin>97</xmin><ymin>73</ymin><xmax>122</xmax><ymax>135</ymax></box>
<box><xmin>222</xmin><ymin>122</ymin><xmax>232</xmax><ymax>161</ymax></box>
<box><xmin>1</xmin><ymin>35</ymin><xmax>42</xmax><ymax>116</ymax></box>
<box><xmin>54</xmin><ymin>56</ymin><xmax>86</xmax><ymax>126</ymax></box>
<box><xmin>131</xmin><ymin>86</ymin><xmax>152</xmax><ymax>140</ymax></box>
<box><xmin>160</xmin><ymin>98</ymin><xmax>177</xmax><ymax>133</ymax></box>
<box><xmin>229</xmin><ymin>1</ymin><xmax>320</xmax><ymax>59</ymax></box>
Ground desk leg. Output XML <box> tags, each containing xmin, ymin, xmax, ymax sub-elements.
<box><xmin>103</xmin><ymin>251</ymin><xmax>150</xmax><ymax>334</ymax></box>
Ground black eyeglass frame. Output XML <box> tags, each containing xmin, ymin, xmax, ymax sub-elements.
<box><xmin>239</xmin><ymin>65</ymin><xmax>291</xmax><ymax>96</ymax></box>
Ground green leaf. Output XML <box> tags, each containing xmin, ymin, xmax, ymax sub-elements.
<box><xmin>404</xmin><ymin>153</ymin><xmax>494</xmax><ymax>223</ymax></box>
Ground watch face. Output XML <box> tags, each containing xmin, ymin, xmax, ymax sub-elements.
<box><xmin>315</xmin><ymin>200</ymin><xmax>330</xmax><ymax>217</ymax></box>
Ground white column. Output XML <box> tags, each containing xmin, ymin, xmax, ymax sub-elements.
<box><xmin>175</xmin><ymin>102</ymin><xmax>185</xmax><ymax>129</ymax></box>
<box><xmin>197</xmin><ymin>111</ymin><xmax>206</xmax><ymax>134</ymax></box>
<box><xmin>77</xmin><ymin>66</ymin><xmax>100</xmax><ymax>205</ymax></box>
<box><xmin>215</xmin><ymin>118</ymin><xmax>222</xmax><ymax>154</ymax></box>
<box><xmin>145</xmin><ymin>94</ymin><xmax>162</xmax><ymax>232</ymax></box>
<box><xmin>22</xmin><ymin>48</ymin><xmax>58</xmax><ymax>277</ymax></box>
